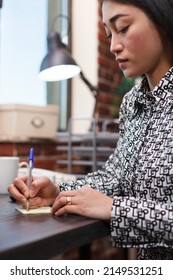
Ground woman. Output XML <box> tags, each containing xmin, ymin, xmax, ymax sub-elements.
<box><xmin>8</xmin><ymin>0</ymin><xmax>173</xmax><ymax>259</ymax></box>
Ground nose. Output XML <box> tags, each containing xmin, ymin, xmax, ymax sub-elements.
<box><xmin>110</xmin><ymin>34</ymin><xmax>124</xmax><ymax>55</ymax></box>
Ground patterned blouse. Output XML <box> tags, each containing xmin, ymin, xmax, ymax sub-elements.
<box><xmin>59</xmin><ymin>67</ymin><xmax>173</xmax><ymax>260</ymax></box>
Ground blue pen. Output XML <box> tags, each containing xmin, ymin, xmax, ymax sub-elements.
<box><xmin>26</xmin><ymin>147</ymin><xmax>34</xmax><ymax>211</ymax></box>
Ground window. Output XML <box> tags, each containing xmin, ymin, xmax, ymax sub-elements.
<box><xmin>0</xmin><ymin>0</ymin><xmax>47</xmax><ymax>105</ymax></box>
<box><xmin>47</xmin><ymin>0</ymin><xmax>71</xmax><ymax>131</ymax></box>
<box><xmin>0</xmin><ymin>0</ymin><xmax>70</xmax><ymax>131</ymax></box>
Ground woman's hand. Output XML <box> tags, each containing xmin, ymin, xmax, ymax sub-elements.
<box><xmin>51</xmin><ymin>185</ymin><xmax>113</xmax><ymax>221</ymax></box>
<box><xmin>8</xmin><ymin>175</ymin><xmax>60</xmax><ymax>208</ymax></box>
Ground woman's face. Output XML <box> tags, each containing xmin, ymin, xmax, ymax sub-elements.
<box><xmin>102</xmin><ymin>1</ymin><xmax>171</xmax><ymax>88</ymax></box>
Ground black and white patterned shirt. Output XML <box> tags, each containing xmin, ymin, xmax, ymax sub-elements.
<box><xmin>59</xmin><ymin>67</ymin><xmax>173</xmax><ymax>260</ymax></box>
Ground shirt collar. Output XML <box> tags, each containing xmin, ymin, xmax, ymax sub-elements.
<box><xmin>135</xmin><ymin>66</ymin><xmax>173</xmax><ymax>106</ymax></box>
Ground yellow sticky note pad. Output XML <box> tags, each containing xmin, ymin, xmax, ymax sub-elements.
<box><xmin>16</xmin><ymin>206</ymin><xmax>51</xmax><ymax>215</ymax></box>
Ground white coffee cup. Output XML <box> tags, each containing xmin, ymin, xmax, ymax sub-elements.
<box><xmin>0</xmin><ymin>157</ymin><xmax>28</xmax><ymax>194</ymax></box>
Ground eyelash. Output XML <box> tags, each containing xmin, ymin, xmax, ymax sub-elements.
<box><xmin>106</xmin><ymin>25</ymin><xmax>129</xmax><ymax>40</ymax></box>
<box><xmin>118</xmin><ymin>26</ymin><xmax>129</xmax><ymax>33</ymax></box>
<box><xmin>107</xmin><ymin>34</ymin><xmax>112</xmax><ymax>40</ymax></box>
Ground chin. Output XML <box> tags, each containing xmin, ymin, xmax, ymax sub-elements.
<box><xmin>123</xmin><ymin>70</ymin><xmax>140</xmax><ymax>79</ymax></box>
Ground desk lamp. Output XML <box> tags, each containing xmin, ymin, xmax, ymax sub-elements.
<box><xmin>39</xmin><ymin>18</ymin><xmax>99</xmax><ymax>99</ymax></box>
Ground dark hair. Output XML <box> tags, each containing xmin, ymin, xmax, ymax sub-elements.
<box><xmin>102</xmin><ymin>0</ymin><xmax>173</xmax><ymax>43</ymax></box>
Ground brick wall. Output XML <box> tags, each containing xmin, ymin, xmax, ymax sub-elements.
<box><xmin>0</xmin><ymin>140</ymin><xmax>67</xmax><ymax>172</ymax></box>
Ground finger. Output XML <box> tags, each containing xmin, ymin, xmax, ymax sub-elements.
<box><xmin>56</xmin><ymin>185</ymin><xmax>92</xmax><ymax>199</ymax></box>
<box><xmin>29</xmin><ymin>176</ymin><xmax>50</xmax><ymax>198</ymax></box>
<box><xmin>8</xmin><ymin>176</ymin><xmax>29</xmax><ymax>204</ymax></box>
<box><xmin>13</xmin><ymin>176</ymin><xmax>29</xmax><ymax>196</ymax></box>
<box><xmin>52</xmin><ymin>194</ymin><xmax>78</xmax><ymax>214</ymax></box>
<box><xmin>51</xmin><ymin>196</ymin><xmax>71</xmax><ymax>214</ymax></box>
<box><xmin>8</xmin><ymin>184</ymin><xmax>27</xmax><ymax>205</ymax></box>
<box><xmin>55</xmin><ymin>190</ymin><xmax>78</xmax><ymax>201</ymax></box>
<box><xmin>25</xmin><ymin>197</ymin><xmax>43</xmax><ymax>209</ymax></box>
<box><xmin>54</xmin><ymin>205</ymin><xmax>79</xmax><ymax>217</ymax></box>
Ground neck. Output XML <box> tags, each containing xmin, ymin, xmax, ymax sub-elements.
<box><xmin>146</xmin><ymin>64</ymin><xmax>172</xmax><ymax>90</ymax></box>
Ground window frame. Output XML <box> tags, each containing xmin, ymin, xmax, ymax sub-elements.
<box><xmin>47</xmin><ymin>0</ymin><xmax>72</xmax><ymax>131</ymax></box>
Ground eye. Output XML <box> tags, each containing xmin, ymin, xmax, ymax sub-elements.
<box><xmin>118</xmin><ymin>25</ymin><xmax>129</xmax><ymax>34</ymax></box>
<box><xmin>106</xmin><ymin>33</ymin><xmax>112</xmax><ymax>40</ymax></box>
<box><xmin>104</xmin><ymin>27</ymin><xmax>112</xmax><ymax>40</ymax></box>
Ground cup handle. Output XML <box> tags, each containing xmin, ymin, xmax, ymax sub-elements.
<box><xmin>19</xmin><ymin>161</ymin><xmax>29</xmax><ymax>168</ymax></box>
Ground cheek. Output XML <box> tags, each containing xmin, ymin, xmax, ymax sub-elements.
<box><xmin>126</xmin><ymin>33</ymin><xmax>149</xmax><ymax>54</ymax></box>
<box><xmin>125</xmin><ymin>26</ymin><xmax>162</xmax><ymax>58</ymax></box>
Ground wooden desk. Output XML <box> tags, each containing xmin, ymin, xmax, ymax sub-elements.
<box><xmin>0</xmin><ymin>195</ymin><xmax>110</xmax><ymax>260</ymax></box>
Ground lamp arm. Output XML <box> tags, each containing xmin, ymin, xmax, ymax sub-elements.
<box><xmin>80</xmin><ymin>71</ymin><xmax>99</xmax><ymax>99</ymax></box>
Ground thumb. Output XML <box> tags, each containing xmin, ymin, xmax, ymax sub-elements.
<box><xmin>29</xmin><ymin>176</ymin><xmax>51</xmax><ymax>198</ymax></box>
<box><xmin>29</xmin><ymin>179</ymin><xmax>41</xmax><ymax>198</ymax></box>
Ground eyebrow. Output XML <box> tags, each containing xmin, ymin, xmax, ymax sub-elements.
<box><xmin>103</xmin><ymin>13</ymin><xmax>129</xmax><ymax>26</ymax></box>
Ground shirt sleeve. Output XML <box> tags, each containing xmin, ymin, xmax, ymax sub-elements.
<box><xmin>58</xmin><ymin>145</ymin><xmax>123</xmax><ymax>197</ymax></box>
<box><xmin>58</xmin><ymin>93</ymin><xmax>128</xmax><ymax>196</ymax></box>
<box><xmin>111</xmin><ymin>196</ymin><xmax>173</xmax><ymax>248</ymax></box>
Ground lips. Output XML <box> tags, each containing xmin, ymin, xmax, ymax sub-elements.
<box><xmin>116</xmin><ymin>58</ymin><xmax>128</xmax><ymax>69</ymax></box>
